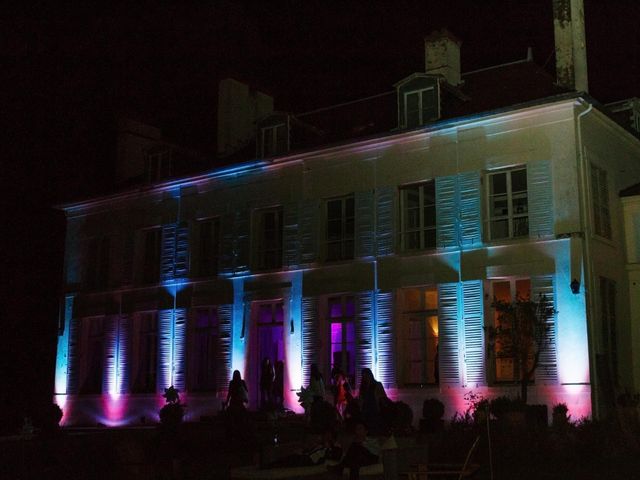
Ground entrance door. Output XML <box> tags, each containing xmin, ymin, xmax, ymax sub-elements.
<box><xmin>254</xmin><ymin>301</ymin><xmax>284</xmax><ymax>407</ymax></box>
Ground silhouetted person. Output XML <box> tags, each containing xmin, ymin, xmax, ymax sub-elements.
<box><xmin>327</xmin><ymin>421</ymin><xmax>379</xmax><ymax>480</ymax></box>
<box><xmin>225</xmin><ymin>370</ymin><xmax>249</xmax><ymax>441</ymax></box>
<box><xmin>260</xmin><ymin>358</ymin><xmax>274</xmax><ymax>409</ymax></box>
<box><xmin>358</xmin><ymin>368</ymin><xmax>387</xmax><ymax>434</ymax></box>
<box><xmin>273</xmin><ymin>360</ymin><xmax>284</xmax><ymax>410</ymax></box>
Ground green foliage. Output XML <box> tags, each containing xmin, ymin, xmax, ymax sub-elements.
<box><xmin>490</xmin><ymin>396</ymin><xmax>526</xmax><ymax>420</ymax></box>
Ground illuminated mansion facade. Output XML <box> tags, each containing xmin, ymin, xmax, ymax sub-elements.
<box><xmin>55</xmin><ymin>33</ymin><xmax>640</xmax><ymax>426</ymax></box>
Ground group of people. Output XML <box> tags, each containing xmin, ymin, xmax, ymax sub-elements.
<box><xmin>259</xmin><ymin>358</ymin><xmax>285</xmax><ymax>411</ymax></box>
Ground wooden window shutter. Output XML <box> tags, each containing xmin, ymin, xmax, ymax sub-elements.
<box><xmin>459</xmin><ymin>172</ymin><xmax>482</xmax><ymax>246</ymax></box>
<box><xmin>355</xmin><ymin>190</ymin><xmax>374</xmax><ymax>258</ymax></box>
<box><xmin>283</xmin><ymin>203</ymin><xmax>300</xmax><ymax>267</ymax></box>
<box><xmin>216</xmin><ymin>305</ymin><xmax>233</xmax><ymax>392</ymax></box>
<box><xmin>438</xmin><ymin>283</ymin><xmax>460</xmax><ymax>385</ymax></box>
<box><xmin>161</xmin><ymin>224</ymin><xmax>177</xmax><ymax>282</ymax></box>
<box><xmin>174</xmin><ymin>223</ymin><xmax>189</xmax><ymax>278</ymax></box>
<box><xmin>299</xmin><ymin>200</ymin><xmax>320</xmax><ymax>264</ymax></box>
<box><xmin>462</xmin><ymin>280</ymin><xmax>485</xmax><ymax>386</ymax></box>
<box><xmin>356</xmin><ymin>291</ymin><xmax>374</xmax><ymax>389</ymax></box>
<box><xmin>531</xmin><ymin>274</ymin><xmax>558</xmax><ymax>383</ymax></box>
<box><xmin>102</xmin><ymin>315</ymin><xmax>118</xmax><ymax>394</ymax></box>
<box><xmin>527</xmin><ymin>160</ymin><xmax>554</xmax><ymax>238</ymax></box>
<box><xmin>118</xmin><ymin>314</ymin><xmax>131</xmax><ymax>394</ymax></box>
<box><xmin>234</xmin><ymin>209</ymin><xmax>251</xmax><ymax>274</ymax></box>
<box><xmin>158</xmin><ymin>309</ymin><xmax>173</xmax><ymax>391</ymax></box>
<box><xmin>376</xmin><ymin>186</ymin><xmax>395</xmax><ymax>256</ymax></box>
<box><xmin>220</xmin><ymin>213</ymin><xmax>235</xmax><ymax>275</ymax></box>
<box><xmin>172</xmin><ymin>308</ymin><xmax>187</xmax><ymax>391</ymax></box>
<box><xmin>67</xmin><ymin>317</ymin><xmax>81</xmax><ymax>394</ymax></box>
<box><xmin>376</xmin><ymin>291</ymin><xmax>395</xmax><ymax>388</ymax></box>
<box><xmin>436</xmin><ymin>176</ymin><xmax>458</xmax><ymax>249</ymax></box>
<box><xmin>302</xmin><ymin>296</ymin><xmax>319</xmax><ymax>386</ymax></box>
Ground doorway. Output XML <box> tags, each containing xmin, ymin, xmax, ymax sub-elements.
<box><xmin>253</xmin><ymin>301</ymin><xmax>284</xmax><ymax>408</ymax></box>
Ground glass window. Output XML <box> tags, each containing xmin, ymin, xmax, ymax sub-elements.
<box><xmin>196</xmin><ymin>218</ymin><xmax>221</xmax><ymax>277</ymax></box>
<box><xmin>490</xmin><ymin>278</ymin><xmax>531</xmax><ymax>383</ymax></box>
<box><xmin>142</xmin><ymin>228</ymin><xmax>161</xmax><ymax>284</ymax></box>
<box><xmin>261</xmin><ymin>123</ymin><xmax>288</xmax><ymax>158</ymax></box>
<box><xmin>487</xmin><ymin>168</ymin><xmax>528</xmax><ymax>240</ymax></box>
<box><xmin>190</xmin><ymin>307</ymin><xmax>219</xmax><ymax>392</ymax></box>
<box><xmin>404</xmin><ymin>87</ymin><xmax>436</xmax><ymax>128</ymax></box>
<box><xmin>79</xmin><ymin>317</ymin><xmax>104</xmax><ymax>394</ymax></box>
<box><xmin>329</xmin><ymin>296</ymin><xmax>356</xmax><ymax>387</ymax></box>
<box><xmin>254</xmin><ymin>207</ymin><xmax>283</xmax><ymax>270</ymax></box>
<box><xmin>400</xmin><ymin>181</ymin><xmax>436</xmax><ymax>251</ymax></box>
<box><xmin>400</xmin><ymin>286</ymin><xmax>439</xmax><ymax>385</ymax></box>
<box><xmin>326</xmin><ymin>196</ymin><xmax>355</xmax><ymax>261</ymax></box>
<box><xmin>132</xmin><ymin>312</ymin><xmax>158</xmax><ymax>393</ymax></box>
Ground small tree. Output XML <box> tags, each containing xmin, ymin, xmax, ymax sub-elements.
<box><xmin>485</xmin><ymin>294</ymin><xmax>556</xmax><ymax>403</ymax></box>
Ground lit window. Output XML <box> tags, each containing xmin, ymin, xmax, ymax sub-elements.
<box><xmin>141</xmin><ymin>228</ymin><xmax>161</xmax><ymax>284</ymax></box>
<box><xmin>196</xmin><ymin>218</ymin><xmax>220</xmax><ymax>277</ymax></box>
<box><xmin>189</xmin><ymin>307</ymin><xmax>219</xmax><ymax>392</ymax></box>
<box><xmin>399</xmin><ymin>181</ymin><xmax>436</xmax><ymax>251</ymax></box>
<box><xmin>326</xmin><ymin>196</ymin><xmax>355</xmax><ymax>262</ymax></box>
<box><xmin>261</xmin><ymin>123</ymin><xmax>288</xmax><ymax>158</ymax></box>
<box><xmin>254</xmin><ymin>207</ymin><xmax>283</xmax><ymax>270</ymax></box>
<box><xmin>132</xmin><ymin>312</ymin><xmax>158</xmax><ymax>394</ymax></box>
<box><xmin>400</xmin><ymin>287</ymin><xmax>439</xmax><ymax>385</ymax></box>
<box><xmin>487</xmin><ymin>168</ymin><xmax>528</xmax><ymax>240</ymax></box>
<box><xmin>328</xmin><ymin>296</ymin><xmax>356</xmax><ymax>387</ymax></box>
<box><xmin>404</xmin><ymin>87</ymin><xmax>437</xmax><ymax>128</ymax></box>
<box><xmin>591</xmin><ymin>164</ymin><xmax>611</xmax><ymax>239</ymax></box>
<box><xmin>489</xmin><ymin>278</ymin><xmax>531</xmax><ymax>383</ymax></box>
<box><xmin>79</xmin><ymin>317</ymin><xmax>104</xmax><ymax>394</ymax></box>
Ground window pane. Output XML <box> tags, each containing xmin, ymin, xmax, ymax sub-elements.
<box><xmin>511</xmin><ymin>169</ymin><xmax>527</xmax><ymax>192</ymax></box>
<box><xmin>424</xmin><ymin>288</ymin><xmax>438</xmax><ymax>310</ymax></box>
<box><xmin>406</xmin><ymin>232</ymin><xmax>421</xmax><ymax>250</ymax></box>
<box><xmin>406</xmin><ymin>92</ymin><xmax>420</xmax><ymax>127</ymax></box>
<box><xmin>512</xmin><ymin>193</ymin><xmax>528</xmax><ymax>214</ymax></box>
<box><xmin>423</xmin><ymin>205</ymin><xmax>436</xmax><ymax>228</ymax></box>
<box><xmin>327</xmin><ymin>200</ymin><xmax>342</xmax><ymax>219</ymax></box>
<box><xmin>513</xmin><ymin>216</ymin><xmax>529</xmax><ymax>237</ymax></box>
<box><xmin>515</xmin><ymin>279</ymin><xmax>531</xmax><ymax>300</ymax></box>
<box><xmin>491</xmin><ymin>196</ymin><xmax>508</xmax><ymax>217</ymax></box>
<box><xmin>329</xmin><ymin>298</ymin><xmax>343</xmax><ymax>318</ymax></box>
<box><xmin>491</xmin><ymin>219</ymin><xmax>509</xmax><ymax>239</ymax></box>
<box><xmin>423</xmin><ymin>229</ymin><xmax>436</xmax><ymax>248</ymax></box>
<box><xmin>491</xmin><ymin>173</ymin><xmax>507</xmax><ymax>195</ymax></box>
<box><xmin>404</xmin><ymin>289</ymin><xmax>421</xmax><ymax>311</ymax></box>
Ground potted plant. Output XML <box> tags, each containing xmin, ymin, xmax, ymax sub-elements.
<box><xmin>420</xmin><ymin>398</ymin><xmax>445</xmax><ymax>433</ymax></box>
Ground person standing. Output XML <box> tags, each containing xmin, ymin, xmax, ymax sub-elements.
<box><xmin>260</xmin><ymin>358</ymin><xmax>275</xmax><ymax>410</ymax></box>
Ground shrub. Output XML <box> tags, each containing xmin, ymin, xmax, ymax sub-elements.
<box><xmin>422</xmin><ymin>398</ymin><xmax>445</xmax><ymax>421</ymax></box>
<box><xmin>159</xmin><ymin>402</ymin><xmax>185</xmax><ymax>429</ymax></box>
<box><xmin>552</xmin><ymin>402</ymin><xmax>570</xmax><ymax>428</ymax></box>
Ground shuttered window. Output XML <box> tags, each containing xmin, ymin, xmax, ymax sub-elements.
<box><xmin>399</xmin><ymin>287</ymin><xmax>439</xmax><ymax>385</ymax></box>
<box><xmin>591</xmin><ymin>164</ymin><xmax>611</xmax><ymax>239</ymax></box>
<box><xmin>399</xmin><ymin>181</ymin><xmax>436</xmax><ymax>251</ymax></box>
<box><xmin>253</xmin><ymin>207</ymin><xmax>283</xmax><ymax>270</ymax></box>
<box><xmin>487</xmin><ymin>168</ymin><xmax>529</xmax><ymax>240</ymax></box>
<box><xmin>79</xmin><ymin>317</ymin><xmax>104</xmax><ymax>394</ymax></box>
<box><xmin>142</xmin><ymin>228</ymin><xmax>161</xmax><ymax>284</ymax></box>
<box><xmin>325</xmin><ymin>196</ymin><xmax>355</xmax><ymax>262</ymax></box>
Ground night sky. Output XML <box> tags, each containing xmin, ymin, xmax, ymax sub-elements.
<box><xmin>3</xmin><ymin>1</ymin><xmax>638</xmax><ymax>416</ymax></box>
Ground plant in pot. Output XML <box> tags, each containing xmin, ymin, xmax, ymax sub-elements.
<box><xmin>420</xmin><ymin>398</ymin><xmax>445</xmax><ymax>433</ymax></box>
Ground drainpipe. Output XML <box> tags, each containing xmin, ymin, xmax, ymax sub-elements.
<box><xmin>575</xmin><ymin>100</ymin><xmax>596</xmax><ymax>417</ymax></box>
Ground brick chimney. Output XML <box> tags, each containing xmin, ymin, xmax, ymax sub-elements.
<box><xmin>424</xmin><ymin>29</ymin><xmax>462</xmax><ymax>87</ymax></box>
<box><xmin>217</xmin><ymin>78</ymin><xmax>274</xmax><ymax>158</ymax></box>
<box><xmin>552</xmin><ymin>0</ymin><xmax>588</xmax><ymax>92</ymax></box>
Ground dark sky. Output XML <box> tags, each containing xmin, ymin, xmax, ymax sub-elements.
<box><xmin>3</xmin><ymin>1</ymin><xmax>638</xmax><ymax>414</ymax></box>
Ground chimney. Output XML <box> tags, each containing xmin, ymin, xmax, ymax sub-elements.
<box><xmin>552</xmin><ymin>0</ymin><xmax>588</xmax><ymax>92</ymax></box>
<box><xmin>424</xmin><ymin>29</ymin><xmax>462</xmax><ymax>86</ymax></box>
<box><xmin>217</xmin><ymin>78</ymin><xmax>274</xmax><ymax>158</ymax></box>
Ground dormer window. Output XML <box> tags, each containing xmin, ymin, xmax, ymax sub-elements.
<box><xmin>395</xmin><ymin>74</ymin><xmax>440</xmax><ymax>129</ymax></box>
<box><xmin>405</xmin><ymin>87</ymin><xmax>438</xmax><ymax>128</ymax></box>
<box><xmin>145</xmin><ymin>148</ymin><xmax>171</xmax><ymax>183</ymax></box>
<box><xmin>258</xmin><ymin>113</ymin><xmax>290</xmax><ymax>158</ymax></box>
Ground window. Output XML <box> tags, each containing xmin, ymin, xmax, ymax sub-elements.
<box><xmin>487</xmin><ymin>168</ymin><xmax>528</xmax><ymax>240</ymax></box>
<box><xmin>600</xmin><ymin>277</ymin><xmax>617</xmax><ymax>384</ymax></box>
<box><xmin>591</xmin><ymin>164</ymin><xmax>611</xmax><ymax>239</ymax></box>
<box><xmin>399</xmin><ymin>181</ymin><xmax>436</xmax><ymax>251</ymax></box>
<box><xmin>145</xmin><ymin>148</ymin><xmax>172</xmax><ymax>183</ymax></box>
<box><xmin>189</xmin><ymin>307</ymin><xmax>219</xmax><ymax>392</ymax></box>
<box><xmin>196</xmin><ymin>218</ymin><xmax>220</xmax><ymax>277</ymax></box>
<box><xmin>254</xmin><ymin>207</ymin><xmax>283</xmax><ymax>270</ymax></box>
<box><xmin>328</xmin><ymin>296</ymin><xmax>356</xmax><ymax>387</ymax></box>
<box><xmin>326</xmin><ymin>196</ymin><xmax>355</xmax><ymax>261</ymax></box>
<box><xmin>141</xmin><ymin>228</ymin><xmax>161</xmax><ymax>284</ymax></box>
<box><xmin>132</xmin><ymin>312</ymin><xmax>158</xmax><ymax>393</ymax></box>
<box><xmin>261</xmin><ymin>123</ymin><xmax>288</xmax><ymax>158</ymax></box>
<box><xmin>79</xmin><ymin>317</ymin><xmax>104</xmax><ymax>394</ymax></box>
<box><xmin>85</xmin><ymin>236</ymin><xmax>110</xmax><ymax>290</ymax></box>
<box><xmin>400</xmin><ymin>287</ymin><xmax>439</xmax><ymax>385</ymax></box>
<box><xmin>404</xmin><ymin>87</ymin><xmax>437</xmax><ymax>128</ymax></box>
<box><xmin>489</xmin><ymin>278</ymin><xmax>531</xmax><ymax>382</ymax></box>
